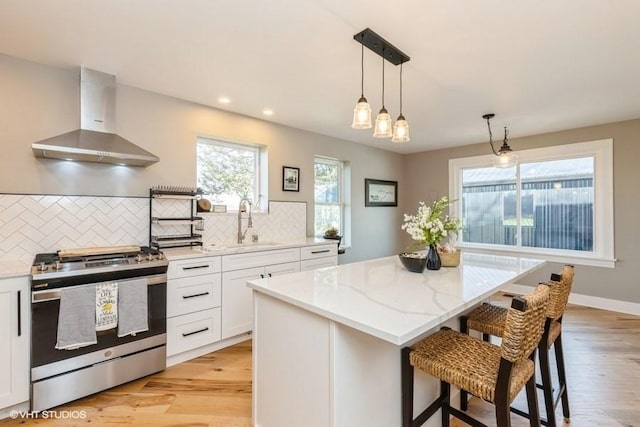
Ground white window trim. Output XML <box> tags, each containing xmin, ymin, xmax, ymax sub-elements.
<box><xmin>314</xmin><ymin>156</ymin><xmax>345</xmax><ymax>240</ymax></box>
<box><xmin>449</xmin><ymin>139</ymin><xmax>615</xmax><ymax>268</ymax></box>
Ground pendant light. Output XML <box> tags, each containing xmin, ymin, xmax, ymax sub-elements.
<box><xmin>373</xmin><ymin>48</ymin><xmax>392</xmax><ymax>138</ymax></box>
<box><xmin>351</xmin><ymin>34</ymin><xmax>372</xmax><ymax>129</ymax></box>
<box><xmin>483</xmin><ymin>113</ymin><xmax>517</xmax><ymax>168</ymax></box>
<box><xmin>391</xmin><ymin>62</ymin><xmax>410</xmax><ymax>143</ymax></box>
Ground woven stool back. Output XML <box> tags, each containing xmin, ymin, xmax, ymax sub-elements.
<box><xmin>546</xmin><ymin>264</ymin><xmax>575</xmax><ymax>321</ymax></box>
<box><xmin>500</xmin><ymin>284</ymin><xmax>550</xmax><ymax>363</ymax></box>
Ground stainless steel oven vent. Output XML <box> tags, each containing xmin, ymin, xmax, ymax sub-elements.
<box><xmin>31</xmin><ymin>68</ymin><xmax>159</xmax><ymax>167</ymax></box>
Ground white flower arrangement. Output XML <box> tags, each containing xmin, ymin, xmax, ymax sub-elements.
<box><xmin>401</xmin><ymin>196</ymin><xmax>461</xmax><ymax>248</ymax></box>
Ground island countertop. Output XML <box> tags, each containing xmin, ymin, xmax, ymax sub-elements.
<box><xmin>247</xmin><ymin>251</ymin><xmax>545</xmax><ymax>346</ymax></box>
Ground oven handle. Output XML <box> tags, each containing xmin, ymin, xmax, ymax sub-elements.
<box><xmin>31</xmin><ymin>274</ymin><xmax>167</xmax><ymax>303</ymax></box>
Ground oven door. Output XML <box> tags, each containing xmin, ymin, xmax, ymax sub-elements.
<box><xmin>31</xmin><ymin>274</ymin><xmax>167</xmax><ymax>370</ymax></box>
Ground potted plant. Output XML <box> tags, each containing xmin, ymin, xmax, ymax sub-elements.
<box><xmin>323</xmin><ymin>226</ymin><xmax>340</xmax><ymax>239</ymax></box>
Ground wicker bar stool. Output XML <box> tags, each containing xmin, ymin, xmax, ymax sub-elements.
<box><xmin>401</xmin><ymin>284</ymin><xmax>550</xmax><ymax>427</ymax></box>
<box><xmin>460</xmin><ymin>265</ymin><xmax>575</xmax><ymax>426</ymax></box>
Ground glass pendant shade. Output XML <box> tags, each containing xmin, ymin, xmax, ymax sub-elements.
<box><xmin>373</xmin><ymin>108</ymin><xmax>392</xmax><ymax>138</ymax></box>
<box><xmin>493</xmin><ymin>148</ymin><xmax>517</xmax><ymax>168</ymax></box>
<box><xmin>351</xmin><ymin>96</ymin><xmax>372</xmax><ymax>129</ymax></box>
<box><xmin>391</xmin><ymin>114</ymin><xmax>410</xmax><ymax>143</ymax></box>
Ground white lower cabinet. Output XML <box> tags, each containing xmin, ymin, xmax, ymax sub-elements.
<box><xmin>166</xmin><ymin>257</ymin><xmax>222</xmax><ymax>357</ymax></box>
<box><xmin>166</xmin><ymin>243</ymin><xmax>337</xmax><ymax>360</ymax></box>
<box><xmin>167</xmin><ymin>308</ymin><xmax>221</xmax><ymax>355</ymax></box>
<box><xmin>300</xmin><ymin>243</ymin><xmax>338</xmax><ymax>271</ymax></box>
<box><xmin>221</xmin><ymin>250</ymin><xmax>301</xmax><ymax>340</ymax></box>
<box><xmin>0</xmin><ymin>276</ymin><xmax>29</xmax><ymax>412</ymax></box>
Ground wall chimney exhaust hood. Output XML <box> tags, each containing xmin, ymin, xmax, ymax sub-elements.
<box><xmin>32</xmin><ymin>68</ymin><xmax>159</xmax><ymax>167</ymax></box>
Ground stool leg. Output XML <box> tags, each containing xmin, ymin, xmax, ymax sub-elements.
<box><xmin>554</xmin><ymin>334</ymin><xmax>571</xmax><ymax>421</ymax></box>
<box><xmin>525</xmin><ymin>371</ymin><xmax>541</xmax><ymax>427</ymax></box>
<box><xmin>459</xmin><ymin>316</ymin><xmax>470</xmax><ymax>411</ymax></box>
<box><xmin>401</xmin><ymin>347</ymin><xmax>414</xmax><ymax>427</ymax></box>
<box><xmin>538</xmin><ymin>341</ymin><xmax>557</xmax><ymax>427</ymax></box>
<box><xmin>441</xmin><ymin>380</ymin><xmax>451</xmax><ymax>427</ymax></box>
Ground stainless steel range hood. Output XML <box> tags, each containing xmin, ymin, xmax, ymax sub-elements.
<box><xmin>32</xmin><ymin>68</ymin><xmax>159</xmax><ymax>167</ymax></box>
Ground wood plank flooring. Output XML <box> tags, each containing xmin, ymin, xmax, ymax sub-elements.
<box><xmin>1</xmin><ymin>303</ymin><xmax>638</xmax><ymax>426</ymax></box>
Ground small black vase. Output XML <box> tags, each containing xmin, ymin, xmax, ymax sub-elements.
<box><xmin>426</xmin><ymin>244</ymin><xmax>441</xmax><ymax>270</ymax></box>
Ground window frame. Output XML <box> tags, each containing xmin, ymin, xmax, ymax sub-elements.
<box><xmin>449</xmin><ymin>139</ymin><xmax>614</xmax><ymax>268</ymax></box>
<box><xmin>196</xmin><ymin>136</ymin><xmax>266</xmax><ymax>212</ymax></box>
<box><xmin>314</xmin><ymin>156</ymin><xmax>345</xmax><ymax>238</ymax></box>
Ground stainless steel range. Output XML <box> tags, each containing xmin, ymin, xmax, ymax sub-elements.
<box><xmin>30</xmin><ymin>245</ymin><xmax>168</xmax><ymax>412</ymax></box>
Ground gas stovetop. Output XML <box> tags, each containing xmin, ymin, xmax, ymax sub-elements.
<box><xmin>31</xmin><ymin>245</ymin><xmax>168</xmax><ymax>281</ymax></box>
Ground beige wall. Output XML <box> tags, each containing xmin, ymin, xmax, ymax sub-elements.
<box><xmin>0</xmin><ymin>54</ymin><xmax>405</xmax><ymax>263</ymax></box>
<box><xmin>404</xmin><ymin>120</ymin><xmax>640</xmax><ymax>304</ymax></box>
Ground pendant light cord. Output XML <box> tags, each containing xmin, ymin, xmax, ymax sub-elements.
<box><xmin>381</xmin><ymin>49</ymin><xmax>385</xmax><ymax>108</ymax></box>
<box><xmin>486</xmin><ymin>115</ymin><xmax>499</xmax><ymax>156</ymax></box>
<box><xmin>399</xmin><ymin>62</ymin><xmax>403</xmax><ymax>115</ymax></box>
<box><xmin>360</xmin><ymin>36</ymin><xmax>365</xmax><ymax>97</ymax></box>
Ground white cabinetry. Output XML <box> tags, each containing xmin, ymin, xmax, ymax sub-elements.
<box><xmin>300</xmin><ymin>243</ymin><xmax>338</xmax><ymax>271</ymax></box>
<box><xmin>0</xmin><ymin>276</ymin><xmax>29</xmax><ymax>413</ymax></box>
<box><xmin>166</xmin><ymin>257</ymin><xmax>221</xmax><ymax>357</ymax></box>
<box><xmin>221</xmin><ymin>249</ymin><xmax>300</xmax><ymax>340</ymax></box>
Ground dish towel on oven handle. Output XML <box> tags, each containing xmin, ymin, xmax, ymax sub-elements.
<box><xmin>117</xmin><ymin>278</ymin><xmax>149</xmax><ymax>337</ymax></box>
<box><xmin>55</xmin><ymin>285</ymin><xmax>98</xmax><ymax>350</ymax></box>
<box><xmin>96</xmin><ymin>282</ymin><xmax>118</xmax><ymax>331</ymax></box>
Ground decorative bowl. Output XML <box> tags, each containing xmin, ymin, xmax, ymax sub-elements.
<box><xmin>438</xmin><ymin>249</ymin><xmax>461</xmax><ymax>267</ymax></box>
<box><xmin>398</xmin><ymin>253</ymin><xmax>427</xmax><ymax>273</ymax></box>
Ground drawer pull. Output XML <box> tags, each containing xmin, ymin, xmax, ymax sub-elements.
<box><xmin>311</xmin><ymin>249</ymin><xmax>331</xmax><ymax>254</ymax></box>
<box><xmin>182</xmin><ymin>291</ymin><xmax>210</xmax><ymax>299</ymax></box>
<box><xmin>182</xmin><ymin>265</ymin><xmax>210</xmax><ymax>270</ymax></box>
<box><xmin>182</xmin><ymin>327</ymin><xmax>210</xmax><ymax>337</ymax></box>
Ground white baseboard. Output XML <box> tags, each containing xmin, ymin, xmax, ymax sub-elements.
<box><xmin>505</xmin><ymin>284</ymin><xmax>640</xmax><ymax>316</ymax></box>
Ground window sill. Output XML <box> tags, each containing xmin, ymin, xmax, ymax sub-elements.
<box><xmin>456</xmin><ymin>243</ymin><xmax>616</xmax><ymax>269</ymax></box>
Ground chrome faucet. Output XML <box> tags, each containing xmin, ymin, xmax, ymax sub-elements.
<box><xmin>237</xmin><ymin>197</ymin><xmax>253</xmax><ymax>244</ymax></box>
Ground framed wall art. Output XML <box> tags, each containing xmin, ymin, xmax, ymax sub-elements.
<box><xmin>282</xmin><ymin>166</ymin><xmax>300</xmax><ymax>192</ymax></box>
<box><xmin>365</xmin><ymin>178</ymin><xmax>397</xmax><ymax>207</ymax></box>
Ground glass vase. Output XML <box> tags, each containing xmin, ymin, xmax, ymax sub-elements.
<box><xmin>426</xmin><ymin>244</ymin><xmax>441</xmax><ymax>271</ymax></box>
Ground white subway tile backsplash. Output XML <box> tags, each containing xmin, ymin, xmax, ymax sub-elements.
<box><xmin>0</xmin><ymin>195</ymin><xmax>307</xmax><ymax>264</ymax></box>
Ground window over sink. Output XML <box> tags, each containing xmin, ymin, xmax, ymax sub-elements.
<box><xmin>197</xmin><ymin>137</ymin><xmax>267</xmax><ymax>211</ymax></box>
<box><xmin>449</xmin><ymin>139</ymin><xmax>614</xmax><ymax>267</ymax></box>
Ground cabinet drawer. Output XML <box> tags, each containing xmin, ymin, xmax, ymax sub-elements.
<box><xmin>265</xmin><ymin>261</ymin><xmax>300</xmax><ymax>277</ymax></box>
<box><xmin>168</xmin><ymin>256</ymin><xmax>221</xmax><ymax>279</ymax></box>
<box><xmin>167</xmin><ymin>274</ymin><xmax>221</xmax><ymax>318</ymax></box>
<box><xmin>222</xmin><ymin>248</ymin><xmax>300</xmax><ymax>272</ymax></box>
<box><xmin>300</xmin><ymin>257</ymin><xmax>338</xmax><ymax>271</ymax></box>
<box><xmin>300</xmin><ymin>244</ymin><xmax>337</xmax><ymax>261</ymax></box>
<box><xmin>167</xmin><ymin>308</ymin><xmax>221</xmax><ymax>356</ymax></box>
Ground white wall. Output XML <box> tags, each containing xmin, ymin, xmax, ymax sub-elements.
<box><xmin>0</xmin><ymin>54</ymin><xmax>405</xmax><ymax>263</ymax></box>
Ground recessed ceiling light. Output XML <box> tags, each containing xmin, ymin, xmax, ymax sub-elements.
<box><xmin>218</xmin><ymin>97</ymin><xmax>231</xmax><ymax>104</ymax></box>
<box><xmin>262</xmin><ymin>109</ymin><xmax>274</xmax><ymax>116</ymax></box>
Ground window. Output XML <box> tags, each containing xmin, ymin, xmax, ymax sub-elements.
<box><xmin>314</xmin><ymin>157</ymin><xmax>344</xmax><ymax>237</ymax></box>
<box><xmin>449</xmin><ymin>139</ymin><xmax>614</xmax><ymax>267</ymax></box>
<box><xmin>197</xmin><ymin>137</ymin><xmax>265</xmax><ymax>210</ymax></box>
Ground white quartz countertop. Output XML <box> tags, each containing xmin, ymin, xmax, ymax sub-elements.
<box><xmin>0</xmin><ymin>259</ymin><xmax>31</xmax><ymax>279</ymax></box>
<box><xmin>162</xmin><ymin>237</ymin><xmax>336</xmax><ymax>261</ymax></box>
<box><xmin>247</xmin><ymin>251</ymin><xmax>545</xmax><ymax>346</ymax></box>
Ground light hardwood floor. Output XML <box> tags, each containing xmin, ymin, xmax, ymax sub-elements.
<box><xmin>2</xmin><ymin>303</ymin><xmax>638</xmax><ymax>426</ymax></box>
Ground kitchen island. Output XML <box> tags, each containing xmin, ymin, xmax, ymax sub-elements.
<box><xmin>248</xmin><ymin>251</ymin><xmax>545</xmax><ymax>427</ymax></box>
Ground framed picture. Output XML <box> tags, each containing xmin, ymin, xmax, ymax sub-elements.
<box><xmin>282</xmin><ymin>166</ymin><xmax>300</xmax><ymax>192</ymax></box>
<box><xmin>365</xmin><ymin>178</ymin><xmax>398</xmax><ymax>207</ymax></box>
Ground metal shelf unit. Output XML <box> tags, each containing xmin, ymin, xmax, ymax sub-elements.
<box><xmin>149</xmin><ymin>188</ymin><xmax>204</xmax><ymax>249</ymax></box>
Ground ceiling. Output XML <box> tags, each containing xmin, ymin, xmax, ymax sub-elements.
<box><xmin>2</xmin><ymin>0</ymin><xmax>640</xmax><ymax>154</ymax></box>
